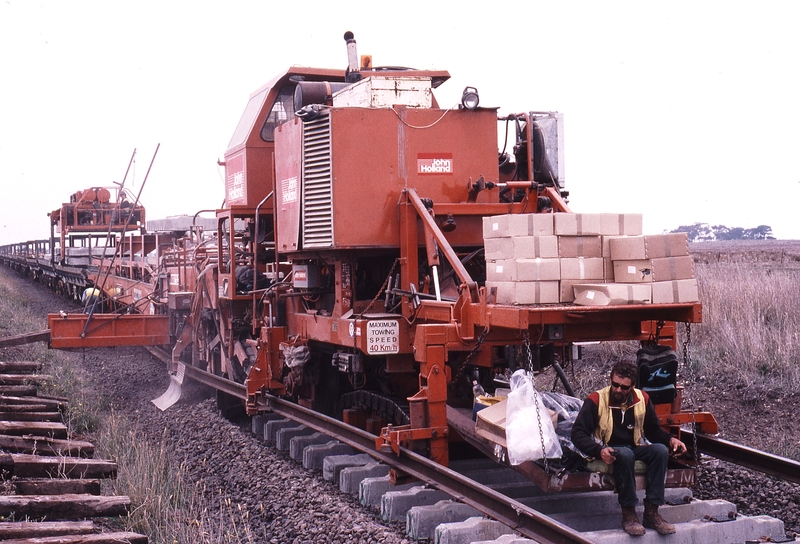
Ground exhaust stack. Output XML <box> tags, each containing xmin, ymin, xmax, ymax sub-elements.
<box><xmin>344</xmin><ymin>31</ymin><xmax>363</xmax><ymax>83</ymax></box>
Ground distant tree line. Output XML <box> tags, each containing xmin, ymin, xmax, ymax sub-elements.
<box><xmin>669</xmin><ymin>223</ymin><xmax>775</xmax><ymax>242</ymax></box>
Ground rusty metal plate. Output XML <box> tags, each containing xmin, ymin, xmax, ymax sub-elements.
<box><xmin>48</xmin><ymin>313</ymin><xmax>170</xmax><ymax>348</ymax></box>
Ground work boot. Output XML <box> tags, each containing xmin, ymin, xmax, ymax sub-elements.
<box><xmin>621</xmin><ymin>506</ymin><xmax>646</xmax><ymax>536</ymax></box>
<box><xmin>643</xmin><ymin>499</ymin><xmax>676</xmax><ymax>535</ymax></box>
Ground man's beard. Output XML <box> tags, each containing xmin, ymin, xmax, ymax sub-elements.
<box><xmin>610</xmin><ymin>389</ymin><xmax>627</xmax><ymax>404</ymax></box>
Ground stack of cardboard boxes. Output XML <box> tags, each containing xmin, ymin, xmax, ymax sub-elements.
<box><xmin>482</xmin><ymin>213</ymin><xmax>699</xmax><ymax>306</ymax></box>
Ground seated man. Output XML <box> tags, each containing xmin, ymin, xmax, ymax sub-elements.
<box><xmin>81</xmin><ymin>287</ymin><xmax>101</xmax><ymax>314</ymax></box>
<box><xmin>571</xmin><ymin>360</ymin><xmax>687</xmax><ymax>536</ymax></box>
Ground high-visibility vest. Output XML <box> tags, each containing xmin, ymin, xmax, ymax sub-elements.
<box><xmin>594</xmin><ymin>386</ymin><xmax>647</xmax><ymax>446</ymax></box>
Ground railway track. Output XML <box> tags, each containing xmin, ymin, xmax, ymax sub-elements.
<box><xmin>0</xmin><ymin>361</ymin><xmax>148</xmax><ymax>543</ymax></box>
<box><xmin>1</xmin><ymin>261</ymin><xmax>797</xmax><ymax>542</ymax></box>
<box><xmin>145</xmin><ymin>348</ymin><xmax>796</xmax><ymax>543</ymax></box>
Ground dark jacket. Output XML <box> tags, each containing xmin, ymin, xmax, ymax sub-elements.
<box><xmin>570</xmin><ymin>388</ymin><xmax>673</xmax><ymax>459</ymax></box>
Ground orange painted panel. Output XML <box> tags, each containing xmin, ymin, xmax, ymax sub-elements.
<box><xmin>48</xmin><ymin>314</ymin><xmax>170</xmax><ymax>348</ymax></box>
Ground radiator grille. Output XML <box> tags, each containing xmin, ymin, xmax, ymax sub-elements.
<box><xmin>301</xmin><ymin>115</ymin><xmax>333</xmax><ymax>248</ymax></box>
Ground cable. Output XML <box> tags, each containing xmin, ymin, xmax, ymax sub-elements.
<box><xmin>390</xmin><ymin>104</ymin><xmax>456</xmax><ymax>129</ymax></box>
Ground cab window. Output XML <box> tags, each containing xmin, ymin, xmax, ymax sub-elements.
<box><xmin>260</xmin><ymin>85</ymin><xmax>296</xmax><ymax>142</ymax></box>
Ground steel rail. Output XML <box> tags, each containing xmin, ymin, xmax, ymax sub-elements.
<box><xmin>145</xmin><ymin>349</ymin><xmax>800</xmax><ymax>540</ymax></box>
<box><xmin>686</xmin><ymin>430</ymin><xmax>800</xmax><ymax>484</ymax></box>
<box><xmin>144</xmin><ymin>349</ymin><xmax>588</xmax><ymax>542</ymax></box>
<box><xmin>144</xmin><ymin>348</ymin><xmax>247</xmax><ymax>399</ymax></box>
<box><xmin>144</xmin><ymin>349</ymin><xmax>585</xmax><ymax>542</ymax></box>
<box><xmin>257</xmin><ymin>394</ymin><xmax>592</xmax><ymax>544</ymax></box>
<box><xmin>183</xmin><ymin>364</ymin><xmax>247</xmax><ymax>399</ymax></box>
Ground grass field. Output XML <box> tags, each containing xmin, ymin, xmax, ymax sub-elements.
<box><xmin>689</xmin><ymin>241</ymin><xmax>800</xmax><ymax>389</ymax></box>
<box><xmin>567</xmin><ymin>240</ymin><xmax>800</xmax><ymax>460</ymax></box>
<box><xmin>0</xmin><ymin>270</ymin><xmax>254</xmax><ymax>543</ymax></box>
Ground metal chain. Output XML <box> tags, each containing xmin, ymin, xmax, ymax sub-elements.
<box><xmin>355</xmin><ymin>258</ymin><xmax>400</xmax><ymax>321</ymax></box>
<box><xmin>353</xmin><ymin>258</ymin><xmax>401</xmax><ymax>353</ymax></box>
<box><xmin>455</xmin><ymin>326</ymin><xmax>489</xmax><ymax>379</ymax></box>
<box><xmin>523</xmin><ymin>333</ymin><xmax>534</xmax><ymax>374</ymax></box>
<box><xmin>682</xmin><ymin>322</ymin><xmax>699</xmax><ymax>473</ymax></box>
<box><xmin>654</xmin><ymin>320</ymin><xmax>664</xmax><ymax>343</ymax></box>
<box><xmin>524</xmin><ymin>332</ymin><xmax>550</xmax><ymax>473</ymax></box>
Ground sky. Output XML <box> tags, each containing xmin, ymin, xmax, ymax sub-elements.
<box><xmin>1</xmin><ymin>1</ymin><xmax>798</xmax><ymax>245</ymax></box>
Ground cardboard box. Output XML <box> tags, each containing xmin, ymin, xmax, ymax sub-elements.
<box><xmin>609</xmin><ymin>233</ymin><xmax>689</xmax><ymax>260</ymax></box>
<box><xmin>598</xmin><ymin>214</ymin><xmax>643</xmax><ymax>236</ymax></box>
<box><xmin>484</xmin><ymin>237</ymin><xmax>512</xmax><ymax>260</ymax></box>
<box><xmin>613</xmin><ymin>261</ymin><xmax>651</xmax><ymax>283</ymax></box>
<box><xmin>516</xmin><ymin>258</ymin><xmax>561</xmax><ymax>281</ymax></box>
<box><xmin>573</xmin><ymin>283</ymin><xmax>652</xmax><ymax>306</ymax></box>
<box><xmin>560</xmin><ymin>279</ymin><xmax>580</xmax><ymax>303</ymax></box>
<box><xmin>486</xmin><ymin>281</ymin><xmax>560</xmax><ymax>304</ymax></box>
<box><xmin>602</xmin><ymin>235</ymin><xmax>626</xmax><ymax>257</ymax></box>
<box><xmin>557</xmin><ymin>236</ymin><xmax>603</xmax><ymax>258</ymax></box>
<box><xmin>486</xmin><ymin>260</ymin><xmax>516</xmax><ymax>282</ymax></box>
<box><xmin>483</xmin><ymin>214</ymin><xmax>512</xmax><ymax>239</ymax></box>
<box><xmin>516</xmin><ymin>281</ymin><xmax>560</xmax><ymax>304</ymax></box>
<box><xmin>475</xmin><ymin>399</ymin><xmax>558</xmax><ymax>448</ymax></box>
<box><xmin>652</xmin><ymin>279</ymin><xmax>700</xmax><ymax>303</ymax></box>
<box><xmin>613</xmin><ymin>256</ymin><xmax>695</xmax><ymax>283</ymax></box>
<box><xmin>516</xmin><ymin>236</ymin><xmax>559</xmax><ymax>259</ymax></box>
<box><xmin>560</xmin><ymin>257</ymin><xmax>605</xmax><ymax>280</ymax></box>
<box><xmin>475</xmin><ymin>399</ymin><xmax>509</xmax><ymax>447</ymax></box>
<box><xmin>507</xmin><ymin>214</ymin><xmax>555</xmax><ymax>237</ymax></box>
<box><xmin>554</xmin><ymin>213</ymin><xmax>602</xmax><ymax>235</ymax></box>
<box><xmin>603</xmin><ymin>257</ymin><xmax>614</xmax><ymax>283</ymax></box>
<box><xmin>484</xmin><ymin>235</ymin><xmax>558</xmax><ymax>260</ymax></box>
<box><xmin>482</xmin><ymin>214</ymin><xmax>554</xmax><ymax>238</ymax></box>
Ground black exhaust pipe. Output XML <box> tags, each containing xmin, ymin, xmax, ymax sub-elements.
<box><xmin>344</xmin><ymin>31</ymin><xmax>362</xmax><ymax>83</ymax></box>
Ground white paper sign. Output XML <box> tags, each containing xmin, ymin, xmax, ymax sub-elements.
<box><xmin>366</xmin><ymin>320</ymin><xmax>400</xmax><ymax>355</ymax></box>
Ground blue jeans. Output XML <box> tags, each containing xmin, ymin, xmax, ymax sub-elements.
<box><xmin>611</xmin><ymin>443</ymin><xmax>669</xmax><ymax>507</ymax></box>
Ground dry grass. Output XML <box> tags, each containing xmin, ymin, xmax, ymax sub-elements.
<box><xmin>98</xmin><ymin>412</ymin><xmax>260</xmax><ymax>543</ymax></box>
<box><xmin>690</xmin><ymin>262</ymin><xmax>800</xmax><ymax>391</ymax></box>
<box><xmin>0</xmin><ymin>280</ymin><xmax>101</xmax><ymax>434</ymax></box>
<box><xmin>545</xmin><ymin>244</ymin><xmax>800</xmax><ymax>461</ymax></box>
<box><xmin>561</xmin><ymin>247</ymin><xmax>800</xmax><ymax>398</ymax></box>
<box><xmin>0</xmin><ymin>272</ymin><xmax>258</xmax><ymax>543</ymax></box>
<box><xmin>0</xmin><ymin>280</ymin><xmax>55</xmax><ymax>365</ymax></box>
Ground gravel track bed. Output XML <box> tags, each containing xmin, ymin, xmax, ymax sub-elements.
<box><xmin>85</xmin><ymin>347</ymin><xmax>412</xmax><ymax>543</ymax></box>
<box><xmin>0</xmin><ymin>268</ymin><xmax>409</xmax><ymax>543</ymax></box>
<box><xmin>1</xmin><ymin>266</ymin><xmax>798</xmax><ymax>540</ymax></box>
<box><xmin>137</xmin><ymin>391</ymin><xmax>412</xmax><ymax>543</ymax></box>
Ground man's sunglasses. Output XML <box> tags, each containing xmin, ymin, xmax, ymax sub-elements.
<box><xmin>611</xmin><ymin>381</ymin><xmax>632</xmax><ymax>391</ymax></box>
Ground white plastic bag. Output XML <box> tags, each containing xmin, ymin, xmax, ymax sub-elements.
<box><xmin>505</xmin><ymin>369</ymin><xmax>563</xmax><ymax>465</ymax></box>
